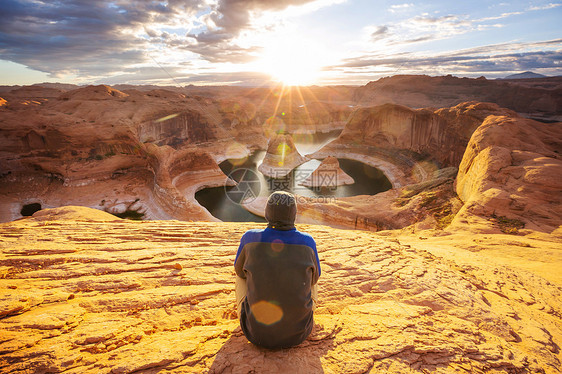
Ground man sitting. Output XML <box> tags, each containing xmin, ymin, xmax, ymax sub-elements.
<box><xmin>234</xmin><ymin>191</ymin><xmax>320</xmax><ymax>349</ymax></box>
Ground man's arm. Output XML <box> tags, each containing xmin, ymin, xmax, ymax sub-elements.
<box><xmin>309</xmin><ymin>238</ymin><xmax>320</xmax><ymax>285</ymax></box>
<box><xmin>234</xmin><ymin>233</ymin><xmax>248</xmax><ymax>279</ymax></box>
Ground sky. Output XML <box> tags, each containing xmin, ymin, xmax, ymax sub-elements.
<box><xmin>0</xmin><ymin>0</ymin><xmax>561</xmax><ymax>86</ymax></box>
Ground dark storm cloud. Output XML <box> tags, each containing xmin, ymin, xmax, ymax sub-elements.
<box><xmin>0</xmin><ymin>0</ymin><xmax>203</xmax><ymax>77</ymax></box>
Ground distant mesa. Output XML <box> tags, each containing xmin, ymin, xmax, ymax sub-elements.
<box><xmin>7</xmin><ymin>85</ymin><xmax>66</xmax><ymax>98</ymax></box>
<box><xmin>503</xmin><ymin>71</ymin><xmax>547</xmax><ymax>80</ymax></box>
<box><xmin>58</xmin><ymin>84</ymin><xmax>129</xmax><ymax>100</ymax></box>
<box><xmin>300</xmin><ymin>156</ymin><xmax>354</xmax><ymax>188</ymax></box>
<box><xmin>354</xmin><ymin>74</ymin><xmax>562</xmax><ymax>122</ymax></box>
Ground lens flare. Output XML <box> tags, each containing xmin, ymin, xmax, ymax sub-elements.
<box><xmin>263</xmin><ymin>116</ymin><xmax>286</xmax><ymax>138</ymax></box>
<box><xmin>271</xmin><ymin>239</ymin><xmax>284</xmax><ymax>253</ymax></box>
<box><xmin>251</xmin><ymin>300</ymin><xmax>284</xmax><ymax>325</ymax></box>
<box><xmin>154</xmin><ymin>113</ymin><xmax>180</xmax><ymax>123</ymax></box>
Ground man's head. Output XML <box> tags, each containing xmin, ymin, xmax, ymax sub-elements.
<box><xmin>265</xmin><ymin>191</ymin><xmax>297</xmax><ymax>230</ymax></box>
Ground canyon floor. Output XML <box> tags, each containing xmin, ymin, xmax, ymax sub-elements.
<box><xmin>1</xmin><ymin>206</ymin><xmax>560</xmax><ymax>373</ymax></box>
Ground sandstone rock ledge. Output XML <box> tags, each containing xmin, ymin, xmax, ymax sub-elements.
<box><xmin>0</xmin><ymin>207</ymin><xmax>560</xmax><ymax>373</ymax></box>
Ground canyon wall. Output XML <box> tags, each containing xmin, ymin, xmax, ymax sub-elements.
<box><xmin>333</xmin><ymin>102</ymin><xmax>517</xmax><ymax>167</ymax></box>
<box><xmin>0</xmin><ymin>85</ymin><xmax>252</xmax><ymax>222</ymax></box>
<box><xmin>0</xmin><ymin>84</ymin><xmax>356</xmax><ymax>222</ymax></box>
<box><xmin>1</xmin><ymin>77</ymin><xmax>560</xmax><ymax>232</ymax></box>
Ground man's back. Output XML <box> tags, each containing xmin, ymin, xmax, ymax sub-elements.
<box><xmin>235</xmin><ymin>227</ymin><xmax>320</xmax><ymax>349</ymax></box>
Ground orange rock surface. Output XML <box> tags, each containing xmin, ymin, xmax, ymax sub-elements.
<box><xmin>454</xmin><ymin>114</ymin><xmax>562</xmax><ymax>233</ymax></box>
<box><xmin>0</xmin><ymin>206</ymin><xmax>560</xmax><ymax>373</ymax></box>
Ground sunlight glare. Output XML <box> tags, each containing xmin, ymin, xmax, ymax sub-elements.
<box><xmin>256</xmin><ymin>36</ymin><xmax>325</xmax><ymax>86</ymax></box>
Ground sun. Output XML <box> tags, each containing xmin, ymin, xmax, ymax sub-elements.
<box><xmin>255</xmin><ymin>36</ymin><xmax>325</xmax><ymax>86</ymax></box>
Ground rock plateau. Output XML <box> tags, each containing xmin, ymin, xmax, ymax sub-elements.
<box><xmin>0</xmin><ymin>206</ymin><xmax>560</xmax><ymax>373</ymax></box>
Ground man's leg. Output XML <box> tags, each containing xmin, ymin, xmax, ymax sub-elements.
<box><xmin>235</xmin><ymin>275</ymin><xmax>247</xmax><ymax>316</ymax></box>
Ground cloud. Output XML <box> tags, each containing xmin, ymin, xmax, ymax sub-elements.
<box><xmin>368</xmin><ymin>2</ymin><xmax>562</xmax><ymax>49</ymax></box>
<box><xmin>187</xmin><ymin>0</ymin><xmax>324</xmax><ymax>61</ymax></box>
<box><xmin>0</xmin><ymin>0</ymin><xmax>343</xmax><ymax>79</ymax></box>
<box><xmin>388</xmin><ymin>3</ymin><xmax>414</xmax><ymax>13</ymax></box>
<box><xmin>477</xmin><ymin>11</ymin><xmax>523</xmax><ymax>22</ymax></box>
<box><xmin>392</xmin><ymin>35</ymin><xmax>437</xmax><ymax>45</ymax></box>
<box><xmin>527</xmin><ymin>3</ymin><xmax>561</xmax><ymax>11</ymax></box>
<box><xmin>93</xmin><ymin>65</ymin><xmax>273</xmax><ymax>86</ymax></box>
<box><xmin>365</xmin><ymin>14</ymin><xmax>474</xmax><ymax>47</ymax></box>
<box><xmin>334</xmin><ymin>39</ymin><xmax>562</xmax><ymax>77</ymax></box>
<box><xmin>180</xmin><ymin>43</ymin><xmax>261</xmax><ymax>63</ymax></box>
<box><xmin>371</xmin><ymin>26</ymin><xmax>389</xmax><ymax>41</ymax></box>
<box><xmin>409</xmin><ymin>14</ymin><xmax>472</xmax><ymax>30</ymax></box>
<box><xmin>177</xmin><ymin>71</ymin><xmax>272</xmax><ymax>85</ymax></box>
<box><xmin>0</xmin><ymin>0</ymin><xmax>206</xmax><ymax>78</ymax></box>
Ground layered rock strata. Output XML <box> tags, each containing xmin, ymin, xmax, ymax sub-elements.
<box><xmin>0</xmin><ymin>85</ymin><xmax>262</xmax><ymax>222</ymax></box>
<box><xmin>1</xmin><ymin>82</ymin><xmax>560</xmax><ymax>237</ymax></box>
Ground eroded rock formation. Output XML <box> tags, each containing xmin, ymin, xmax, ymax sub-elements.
<box><xmin>0</xmin><ymin>85</ymin><xmax>262</xmax><ymax>222</ymax></box>
<box><xmin>258</xmin><ymin>133</ymin><xmax>308</xmax><ymax>178</ymax></box>
<box><xmin>1</xmin><ymin>80</ymin><xmax>560</xmax><ymax>238</ymax></box>
<box><xmin>299</xmin><ymin>156</ymin><xmax>354</xmax><ymax>188</ymax></box>
<box><xmin>1</xmin><ymin>76</ymin><xmax>561</xmax><ymax>372</ymax></box>
<box><xmin>454</xmin><ymin>115</ymin><xmax>562</xmax><ymax>233</ymax></box>
<box><xmin>0</xmin><ymin>206</ymin><xmax>559</xmax><ymax>373</ymax></box>
<box><xmin>314</xmin><ymin>102</ymin><xmax>516</xmax><ymax>183</ymax></box>
<box><xmin>0</xmin><ymin>84</ymin><xmax>357</xmax><ymax>223</ymax></box>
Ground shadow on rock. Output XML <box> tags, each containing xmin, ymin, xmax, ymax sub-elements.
<box><xmin>208</xmin><ymin>324</ymin><xmax>337</xmax><ymax>373</ymax></box>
